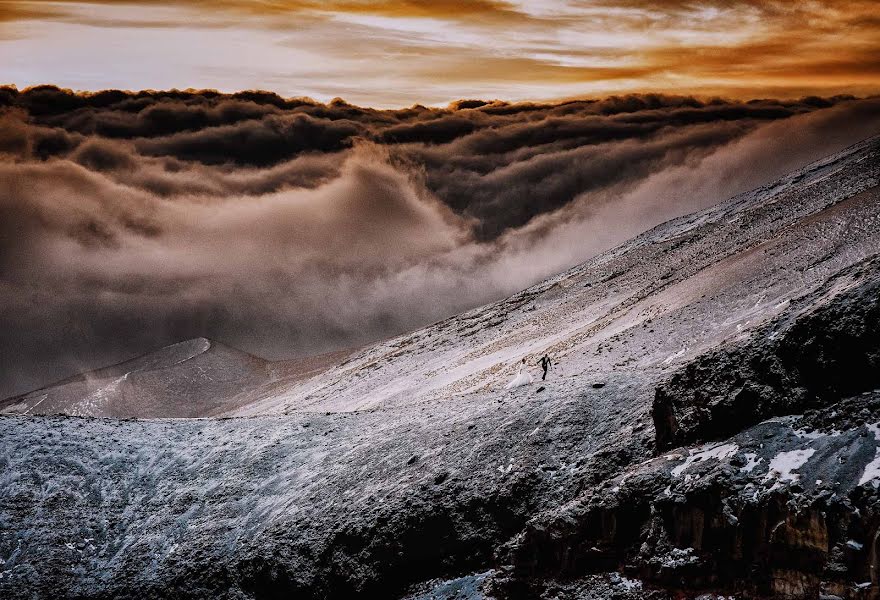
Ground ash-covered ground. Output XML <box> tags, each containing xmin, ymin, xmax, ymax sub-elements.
<box><xmin>1</xmin><ymin>137</ymin><xmax>879</xmax><ymax>598</ymax></box>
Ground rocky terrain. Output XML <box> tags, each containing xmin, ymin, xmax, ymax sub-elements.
<box><xmin>1</xmin><ymin>136</ymin><xmax>879</xmax><ymax>599</ymax></box>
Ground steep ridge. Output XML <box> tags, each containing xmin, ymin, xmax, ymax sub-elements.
<box><xmin>0</xmin><ymin>340</ymin><xmax>360</xmax><ymax>419</ymax></box>
<box><xmin>0</xmin><ymin>137</ymin><xmax>879</xmax><ymax>599</ymax></box>
<box><xmin>231</xmin><ymin>136</ymin><xmax>880</xmax><ymax>418</ymax></box>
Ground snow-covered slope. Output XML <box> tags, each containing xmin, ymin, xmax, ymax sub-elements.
<box><xmin>1</xmin><ymin>137</ymin><xmax>879</xmax><ymax>600</ymax></box>
<box><xmin>231</xmin><ymin>135</ymin><xmax>880</xmax><ymax>417</ymax></box>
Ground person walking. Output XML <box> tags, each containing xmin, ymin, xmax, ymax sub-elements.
<box><xmin>537</xmin><ymin>354</ymin><xmax>552</xmax><ymax>381</ymax></box>
<box><xmin>505</xmin><ymin>358</ymin><xmax>533</xmax><ymax>389</ymax></box>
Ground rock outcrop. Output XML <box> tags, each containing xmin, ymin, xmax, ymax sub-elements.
<box><xmin>653</xmin><ymin>254</ymin><xmax>880</xmax><ymax>451</ymax></box>
<box><xmin>498</xmin><ymin>392</ymin><xmax>880</xmax><ymax>599</ymax></box>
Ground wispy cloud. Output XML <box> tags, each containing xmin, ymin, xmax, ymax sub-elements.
<box><xmin>0</xmin><ymin>1</ymin><xmax>877</xmax><ymax>104</ymax></box>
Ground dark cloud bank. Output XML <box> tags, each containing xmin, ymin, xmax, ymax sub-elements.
<box><xmin>2</xmin><ymin>85</ymin><xmax>879</xmax><ymax>398</ymax></box>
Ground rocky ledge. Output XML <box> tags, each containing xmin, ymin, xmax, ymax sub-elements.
<box><xmin>653</xmin><ymin>254</ymin><xmax>880</xmax><ymax>451</ymax></box>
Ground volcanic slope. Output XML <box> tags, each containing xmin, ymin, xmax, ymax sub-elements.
<box><xmin>1</xmin><ymin>136</ymin><xmax>879</xmax><ymax>599</ymax></box>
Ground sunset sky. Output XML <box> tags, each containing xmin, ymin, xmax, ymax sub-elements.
<box><xmin>1</xmin><ymin>0</ymin><xmax>878</xmax><ymax>106</ymax></box>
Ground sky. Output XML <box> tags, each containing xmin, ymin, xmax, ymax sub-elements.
<box><xmin>1</xmin><ymin>0</ymin><xmax>879</xmax><ymax>106</ymax></box>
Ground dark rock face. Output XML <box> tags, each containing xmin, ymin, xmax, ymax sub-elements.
<box><xmin>498</xmin><ymin>393</ymin><xmax>880</xmax><ymax>599</ymax></box>
<box><xmin>653</xmin><ymin>255</ymin><xmax>880</xmax><ymax>451</ymax></box>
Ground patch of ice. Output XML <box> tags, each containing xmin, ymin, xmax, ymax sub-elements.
<box><xmin>671</xmin><ymin>443</ymin><xmax>739</xmax><ymax>477</ymax></box>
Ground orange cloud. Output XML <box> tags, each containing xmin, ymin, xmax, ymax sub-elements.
<box><xmin>0</xmin><ymin>0</ymin><xmax>877</xmax><ymax>104</ymax></box>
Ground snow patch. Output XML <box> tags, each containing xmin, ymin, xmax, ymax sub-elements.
<box><xmin>671</xmin><ymin>443</ymin><xmax>738</xmax><ymax>477</ymax></box>
<box><xmin>857</xmin><ymin>423</ymin><xmax>880</xmax><ymax>486</ymax></box>
<box><xmin>847</xmin><ymin>540</ymin><xmax>864</xmax><ymax>551</ymax></box>
<box><xmin>662</xmin><ymin>347</ymin><xmax>687</xmax><ymax>365</ymax></box>
<box><xmin>659</xmin><ymin>547</ymin><xmax>699</xmax><ymax>568</ymax></box>
<box><xmin>764</xmin><ymin>448</ymin><xmax>815</xmax><ymax>487</ymax></box>
<box><xmin>741</xmin><ymin>452</ymin><xmax>762</xmax><ymax>473</ymax></box>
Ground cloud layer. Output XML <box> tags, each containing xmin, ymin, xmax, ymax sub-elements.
<box><xmin>2</xmin><ymin>87</ymin><xmax>879</xmax><ymax>397</ymax></box>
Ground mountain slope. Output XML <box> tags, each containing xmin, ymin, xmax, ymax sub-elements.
<box><xmin>232</xmin><ymin>135</ymin><xmax>880</xmax><ymax>417</ymax></box>
<box><xmin>0</xmin><ymin>137</ymin><xmax>879</xmax><ymax>599</ymax></box>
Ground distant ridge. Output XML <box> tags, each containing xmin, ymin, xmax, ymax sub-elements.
<box><xmin>0</xmin><ymin>338</ymin><xmax>269</xmax><ymax>418</ymax></box>
<box><xmin>0</xmin><ymin>337</ymin><xmax>358</xmax><ymax>418</ymax></box>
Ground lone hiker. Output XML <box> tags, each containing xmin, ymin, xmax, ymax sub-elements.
<box><xmin>537</xmin><ymin>353</ymin><xmax>552</xmax><ymax>381</ymax></box>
